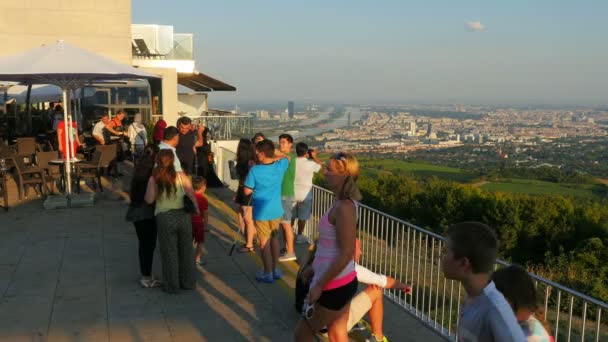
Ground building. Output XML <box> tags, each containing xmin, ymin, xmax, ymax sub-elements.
<box><xmin>0</xmin><ymin>0</ymin><xmax>235</xmax><ymax>129</ymax></box>
<box><xmin>288</xmin><ymin>101</ymin><xmax>294</xmax><ymax>119</ymax></box>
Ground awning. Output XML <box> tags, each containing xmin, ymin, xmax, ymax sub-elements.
<box><xmin>178</xmin><ymin>71</ymin><xmax>236</xmax><ymax>92</ymax></box>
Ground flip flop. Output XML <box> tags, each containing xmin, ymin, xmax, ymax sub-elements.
<box><xmin>238</xmin><ymin>245</ymin><xmax>254</xmax><ymax>253</ymax></box>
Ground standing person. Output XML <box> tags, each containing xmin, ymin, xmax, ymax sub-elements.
<box><xmin>292</xmin><ymin>143</ymin><xmax>323</xmax><ymax>244</ymax></box>
<box><xmin>104</xmin><ymin>110</ymin><xmax>127</xmax><ymax>176</ymax></box>
<box><xmin>128</xmin><ymin>113</ymin><xmax>148</xmax><ymax>161</ymax></box>
<box><xmin>191</xmin><ymin>176</ymin><xmax>209</xmax><ymax>265</ymax></box>
<box><xmin>277</xmin><ymin>134</ymin><xmax>297</xmax><ymax>262</ymax></box>
<box><xmin>158</xmin><ymin>126</ymin><xmax>183</xmax><ymax>173</ymax></box>
<box><xmin>441</xmin><ymin>222</ymin><xmax>526</xmax><ymax>341</ymax></box>
<box><xmin>126</xmin><ymin>144</ymin><xmax>161</xmax><ymax>288</ymax></box>
<box><xmin>294</xmin><ymin>152</ymin><xmax>361</xmax><ymax>342</ymax></box>
<box><xmin>144</xmin><ymin>150</ymin><xmax>198</xmax><ymax>293</ymax></box>
<box><xmin>296</xmin><ymin>239</ymin><xmax>412</xmax><ymax>342</ymax></box>
<box><xmin>56</xmin><ymin>116</ymin><xmax>82</xmax><ymax>159</ymax></box>
<box><xmin>492</xmin><ymin>265</ymin><xmax>554</xmax><ymax>342</ymax></box>
<box><xmin>243</xmin><ymin>139</ymin><xmax>289</xmax><ymax>283</ymax></box>
<box><xmin>252</xmin><ymin>132</ymin><xmax>265</xmax><ymax>144</ymax></box>
<box><xmin>196</xmin><ymin>127</ymin><xmax>223</xmax><ymax>187</ymax></box>
<box><xmin>234</xmin><ymin>138</ymin><xmax>257</xmax><ymax>253</ymax></box>
<box><xmin>153</xmin><ymin>119</ymin><xmax>167</xmax><ymax>145</ymax></box>
<box><xmin>176</xmin><ymin>117</ymin><xmax>204</xmax><ymax>175</ymax></box>
<box><xmin>92</xmin><ymin>113</ymin><xmax>110</xmax><ymax>145</ymax></box>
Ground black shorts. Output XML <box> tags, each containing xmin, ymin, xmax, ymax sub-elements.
<box><xmin>318</xmin><ymin>278</ymin><xmax>358</xmax><ymax>311</ymax></box>
<box><xmin>235</xmin><ymin>185</ymin><xmax>252</xmax><ymax>206</ymax></box>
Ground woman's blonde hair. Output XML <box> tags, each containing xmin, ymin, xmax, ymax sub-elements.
<box><xmin>329</xmin><ymin>152</ymin><xmax>360</xmax><ymax>178</ymax></box>
<box><xmin>329</xmin><ymin>152</ymin><xmax>362</xmax><ymax>200</ymax></box>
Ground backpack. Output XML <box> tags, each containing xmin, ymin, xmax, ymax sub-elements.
<box><xmin>228</xmin><ymin>160</ymin><xmax>238</xmax><ymax>180</ymax></box>
<box><xmin>295</xmin><ymin>264</ymin><xmax>312</xmax><ymax>313</ymax></box>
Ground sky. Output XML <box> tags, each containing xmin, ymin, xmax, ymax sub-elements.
<box><xmin>132</xmin><ymin>0</ymin><xmax>608</xmax><ymax>107</ymax></box>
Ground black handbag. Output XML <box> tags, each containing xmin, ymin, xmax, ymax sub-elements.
<box><xmin>183</xmin><ymin>194</ymin><xmax>196</xmax><ymax>214</ymax></box>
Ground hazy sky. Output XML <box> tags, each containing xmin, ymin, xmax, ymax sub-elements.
<box><xmin>132</xmin><ymin>0</ymin><xmax>608</xmax><ymax>106</ymax></box>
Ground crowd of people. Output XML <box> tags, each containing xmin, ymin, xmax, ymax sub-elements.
<box><xmin>119</xmin><ymin>116</ymin><xmax>553</xmax><ymax>342</ymax></box>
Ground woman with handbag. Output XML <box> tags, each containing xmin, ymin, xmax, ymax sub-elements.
<box><xmin>126</xmin><ymin>144</ymin><xmax>160</xmax><ymax>288</ymax></box>
<box><xmin>144</xmin><ymin>149</ymin><xmax>199</xmax><ymax>293</ymax></box>
<box><xmin>195</xmin><ymin>127</ymin><xmax>223</xmax><ymax>187</ymax></box>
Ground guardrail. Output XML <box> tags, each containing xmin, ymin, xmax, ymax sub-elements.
<box><xmin>305</xmin><ymin>185</ymin><xmax>608</xmax><ymax>342</ymax></box>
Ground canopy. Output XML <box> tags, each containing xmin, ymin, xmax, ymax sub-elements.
<box><xmin>178</xmin><ymin>71</ymin><xmax>236</xmax><ymax>92</ymax></box>
<box><xmin>0</xmin><ymin>40</ymin><xmax>159</xmax><ymax>200</ymax></box>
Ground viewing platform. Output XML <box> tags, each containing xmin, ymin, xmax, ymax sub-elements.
<box><xmin>0</xmin><ymin>169</ymin><xmax>441</xmax><ymax>341</ymax></box>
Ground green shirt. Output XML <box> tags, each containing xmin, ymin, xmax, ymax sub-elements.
<box><xmin>281</xmin><ymin>152</ymin><xmax>297</xmax><ymax>197</ymax></box>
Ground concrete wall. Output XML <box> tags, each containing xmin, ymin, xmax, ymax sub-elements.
<box><xmin>0</xmin><ymin>0</ymin><xmax>132</xmax><ymax>64</ymax></box>
<box><xmin>139</xmin><ymin>66</ymin><xmax>179</xmax><ymax>126</ymax></box>
<box><xmin>178</xmin><ymin>93</ymin><xmax>208</xmax><ymax>117</ymax></box>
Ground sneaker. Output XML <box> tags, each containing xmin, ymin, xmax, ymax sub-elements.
<box><xmin>366</xmin><ymin>335</ymin><xmax>388</xmax><ymax>342</ymax></box>
<box><xmin>295</xmin><ymin>235</ymin><xmax>308</xmax><ymax>244</ymax></box>
<box><xmin>273</xmin><ymin>267</ymin><xmax>283</xmax><ymax>279</ymax></box>
<box><xmin>278</xmin><ymin>253</ymin><xmax>297</xmax><ymax>262</ymax></box>
<box><xmin>255</xmin><ymin>271</ymin><xmax>274</xmax><ymax>284</ymax></box>
<box><xmin>279</xmin><ymin>248</ymin><xmax>287</xmax><ymax>256</ymax></box>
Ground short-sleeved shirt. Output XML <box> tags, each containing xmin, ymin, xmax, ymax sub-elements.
<box><xmin>281</xmin><ymin>152</ymin><xmax>297</xmax><ymax>197</ymax></box>
<box><xmin>158</xmin><ymin>141</ymin><xmax>183</xmax><ymax>172</ymax></box>
<box><xmin>176</xmin><ymin>131</ymin><xmax>197</xmax><ymax>174</ymax></box>
<box><xmin>244</xmin><ymin>158</ymin><xmax>289</xmax><ymax>221</ymax></box>
<box><xmin>520</xmin><ymin>316</ymin><xmax>553</xmax><ymax>342</ymax></box>
<box><xmin>294</xmin><ymin>157</ymin><xmax>322</xmax><ymax>201</ymax></box>
<box><xmin>92</xmin><ymin>120</ymin><xmax>106</xmax><ymax>144</ymax></box>
<box><xmin>458</xmin><ymin>281</ymin><xmax>526</xmax><ymax>342</ymax></box>
<box><xmin>191</xmin><ymin>192</ymin><xmax>208</xmax><ymax>225</ymax></box>
<box><xmin>57</xmin><ymin>121</ymin><xmax>79</xmax><ymax>159</ymax></box>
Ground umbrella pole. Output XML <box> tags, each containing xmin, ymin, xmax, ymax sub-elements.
<box><xmin>62</xmin><ymin>89</ymin><xmax>72</xmax><ymax>198</ymax></box>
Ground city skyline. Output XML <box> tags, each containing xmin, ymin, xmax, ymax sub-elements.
<box><xmin>133</xmin><ymin>0</ymin><xmax>608</xmax><ymax>106</ymax></box>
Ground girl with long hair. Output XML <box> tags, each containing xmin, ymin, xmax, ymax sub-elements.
<box><xmin>295</xmin><ymin>152</ymin><xmax>362</xmax><ymax>342</ymax></box>
<box><xmin>234</xmin><ymin>138</ymin><xmax>257</xmax><ymax>253</ymax></box>
<box><xmin>144</xmin><ymin>149</ymin><xmax>199</xmax><ymax>293</ymax></box>
<box><xmin>492</xmin><ymin>265</ymin><xmax>554</xmax><ymax>342</ymax></box>
<box><xmin>126</xmin><ymin>144</ymin><xmax>160</xmax><ymax>288</ymax></box>
<box><xmin>196</xmin><ymin>127</ymin><xmax>223</xmax><ymax>187</ymax></box>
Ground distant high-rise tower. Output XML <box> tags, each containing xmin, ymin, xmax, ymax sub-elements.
<box><xmin>288</xmin><ymin>101</ymin><xmax>295</xmax><ymax>119</ymax></box>
<box><xmin>426</xmin><ymin>122</ymin><xmax>433</xmax><ymax>136</ymax></box>
<box><xmin>347</xmin><ymin>112</ymin><xmax>352</xmax><ymax>127</ymax></box>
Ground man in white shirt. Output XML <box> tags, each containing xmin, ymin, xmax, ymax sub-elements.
<box><xmin>292</xmin><ymin>142</ymin><xmax>322</xmax><ymax>244</ymax></box>
<box><xmin>297</xmin><ymin>239</ymin><xmax>411</xmax><ymax>342</ymax></box>
<box><xmin>158</xmin><ymin>126</ymin><xmax>183</xmax><ymax>172</ymax></box>
<box><xmin>92</xmin><ymin>113</ymin><xmax>109</xmax><ymax>145</ymax></box>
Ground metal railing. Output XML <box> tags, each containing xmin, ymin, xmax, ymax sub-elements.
<box><xmin>305</xmin><ymin>185</ymin><xmax>608</xmax><ymax>342</ymax></box>
<box><xmin>186</xmin><ymin>114</ymin><xmax>253</xmax><ymax>141</ymax></box>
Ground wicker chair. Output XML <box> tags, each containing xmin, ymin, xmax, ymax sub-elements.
<box><xmin>13</xmin><ymin>156</ymin><xmax>46</xmax><ymax>200</ymax></box>
<box><xmin>36</xmin><ymin>151</ymin><xmax>61</xmax><ymax>193</ymax></box>
<box><xmin>75</xmin><ymin>151</ymin><xmax>102</xmax><ymax>193</ymax></box>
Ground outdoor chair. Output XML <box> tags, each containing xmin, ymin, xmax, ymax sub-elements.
<box><xmin>93</xmin><ymin>144</ymin><xmax>117</xmax><ymax>189</ymax></box>
<box><xmin>133</xmin><ymin>39</ymin><xmax>165</xmax><ymax>59</ymax></box>
<box><xmin>13</xmin><ymin>156</ymin><xmax>47</xmax><ymax>200</ymax></box>
<box><xmin>132</xmin><ymin>41</ymin><xmax>141</xmax><ymax>56</ymax></box>
<box><xmin>75</xmin><ymin>150</ymin><xmax>102</xmax><ymax>193</ymax></box>
<box><xmin>36</xmin><ymin>151</ymin><xmax>61</xmax><ymax>193</ymax></box>
<box><xmin>16</xmin><ymin>137</ymin><xmax>36</xmax><ymax>164</ymax></box>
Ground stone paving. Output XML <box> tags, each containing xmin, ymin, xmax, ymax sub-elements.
<box><xmin>0</xmin><ymin>170</ymin><xmax>444</xmax><ymax>342</ymax></box>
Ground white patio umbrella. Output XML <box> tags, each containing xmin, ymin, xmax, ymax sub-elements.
<box><xmin>0</xmin><ymin>40</ymin><xmax>159</xmax><ymax>201</ymax></box>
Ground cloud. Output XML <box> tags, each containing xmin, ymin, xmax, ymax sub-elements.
<box><xmin>465</xmin><ymin>21</ymin><xmax>485</xmax><ymax>32</ymax></box>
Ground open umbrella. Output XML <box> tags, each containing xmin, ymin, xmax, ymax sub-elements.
<box><xmin>0</xmin><ymin>40</ymin><xmax>159</xmax><ymax>204</ymax></box>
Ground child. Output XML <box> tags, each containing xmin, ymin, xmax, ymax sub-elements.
<box><xmin>441</xmin><ymin>222</ymin><xmax>525</xmax><ymax>342</ymax></box>
<box><xmin>492</xmin><ymin>265</ymin><xmax>554</xmax><ymax>342</ymax></box>
<box><xmin>191</xmin><ymin>177</ymin><xmax>209</xmax><ymax>265</ymax></box>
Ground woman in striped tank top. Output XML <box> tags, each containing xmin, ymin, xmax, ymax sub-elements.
<box><xmin>295</xmin><ymin>152</ymin><xmax>362</xmax><ymax>342</ymax></box>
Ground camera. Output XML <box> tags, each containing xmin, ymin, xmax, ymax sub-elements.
<box><xmin>302</xmin><ymin>300</ymin><xmax>315</xmax><ymax>320</ymax></box>
<box><xmin>307</xmin><ymin>149</ymin><xmax>314</xmax><ymax>158</ymax></box>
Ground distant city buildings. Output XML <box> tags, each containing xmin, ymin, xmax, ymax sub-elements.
<box><xmin>288</xmin><ymin>101</ymin><xmax>294</xmax><ymax>119</ymax></box>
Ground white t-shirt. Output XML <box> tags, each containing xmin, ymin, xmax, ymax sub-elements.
<box><xmin>294</xmin><ymin>157</ymin><xmax>321</xmax><ymax>202</ymax></box>
<box><xmin>128</xmin><ymin>123</ymin><xmax>147</xmax><ymax>146</ymax></box>
<box><xmin>92</xmin><ymin>120</ymin><xmax>106</xmax><ymax>143</ymax></box>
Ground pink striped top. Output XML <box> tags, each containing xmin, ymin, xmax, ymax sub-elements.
<box><xmin>311</xmin><ymin>202</ymin><xmax>357</xmax><ymax>291</ymax></box>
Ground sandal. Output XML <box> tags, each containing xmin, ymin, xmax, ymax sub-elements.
<box><xmin>238</xmin><ymin>245</ymin><xmax>254</xmax><ymax>253</ymax></box>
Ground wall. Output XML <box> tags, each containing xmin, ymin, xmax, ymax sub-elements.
<box><xmin>0</xmin><ymin>0</ymin><xmax>132</xmax><ymax>64</ymax></box>
<box><xmin>178</xmin><ymin>93</ymin><xmax>208</xmax><ymax>117</ymax></box>
<box><xmin>139</xmin><ymin>66</ymin><xmax>179</xmax><ymax>125</ymax></box>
